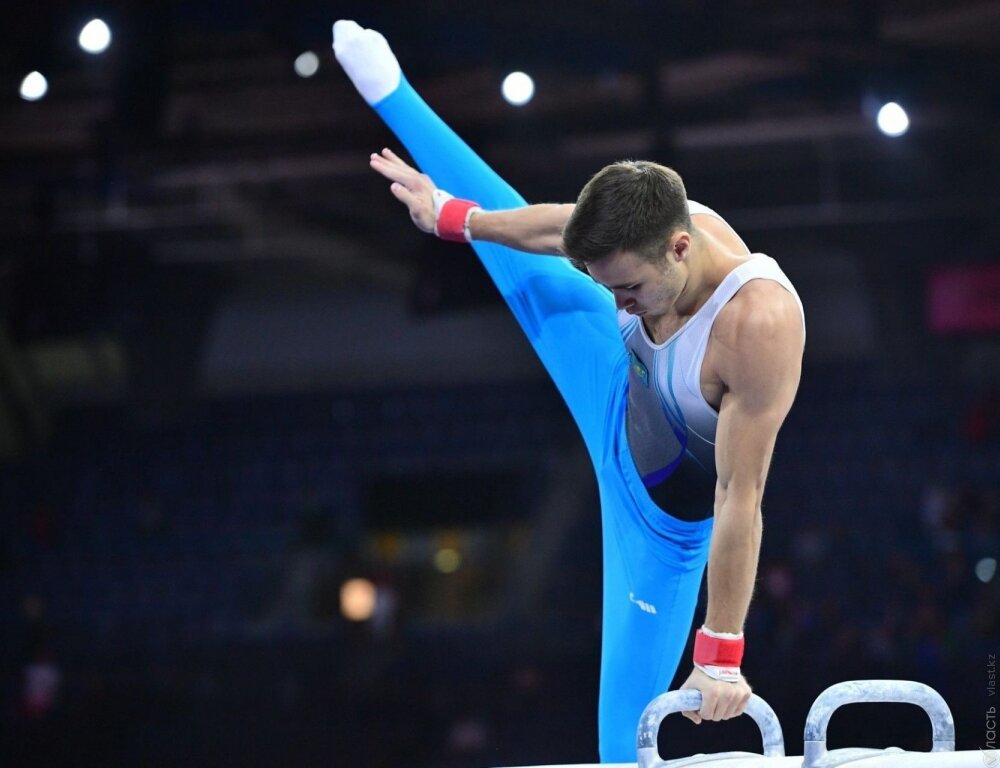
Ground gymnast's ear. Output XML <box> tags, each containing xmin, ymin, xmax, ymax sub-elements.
<box><xmin>669</xmin><ymin>230</ymin><xmax>692</xmax><ymax>262</ymax></box>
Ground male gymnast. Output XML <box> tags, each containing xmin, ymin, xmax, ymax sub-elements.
<box><xmin>332</xmin><ymin>20</ymin><xmax>805</xmax><ymax>762</ymax></box>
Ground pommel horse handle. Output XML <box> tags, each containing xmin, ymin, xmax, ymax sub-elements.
<box><xmin>636</xmin><ymin>689</ymin><xmax>785</xmax><ymax>768</ymax></box>
<box><xmin>802</xmin><ymin>679</ymin><xmax>955</xmax><ymax>767</ymax></box>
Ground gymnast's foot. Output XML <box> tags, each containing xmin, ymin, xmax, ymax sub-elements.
<box><xmin>332</xmin><ymin>20</ymin><xmax>401</xmax><ymax>105</ymax></box>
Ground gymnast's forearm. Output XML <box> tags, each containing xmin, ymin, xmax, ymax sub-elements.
<box><xmin>704</xmin><ymin>496</ymin><xmax>761</xmax><ymax>634</ymax></box>
<box><xmin>468</xmin><ymin>203</ymin><xmax>575</xmax><ymax>256</ymax></box>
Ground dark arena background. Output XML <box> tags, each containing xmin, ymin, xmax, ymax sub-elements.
<box><xmin>1</xmin><ymin>2</ymin><xmax>999</xmax><ymax>766</ymax></box>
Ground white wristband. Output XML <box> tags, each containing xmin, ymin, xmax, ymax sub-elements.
<box><xmin>431</xmin><ymin>188</ymin><xmax>481</xmax><ymax>243</ymax></box>
<box><xmin>463</xmin><ymin>207</ymin><xmax>480</xmax><ymax>242</ymax></box>
<box><xmin>695</xmin><ymin>662</ymin><xmax>742</xmax><ymax>683</ymax></box>
<box><xmin>701</xmin><ymin>625</ymin><xmax>744</xmax><ymax>641</ymax></box>
<box><xmin>432</xmin><ymin>188</ymin><xmax>454</xmax><ymax>219</ymax></box>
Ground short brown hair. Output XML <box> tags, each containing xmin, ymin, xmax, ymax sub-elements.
<box><xmin>562</xmin><ymin>160</ymin><xmax>691</xmax><ymax>266</ymax></box>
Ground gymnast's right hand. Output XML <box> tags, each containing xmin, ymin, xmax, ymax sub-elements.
<box><xmin>369</xmin><ymin>148</ymin><xmax>437</xmax><ymax>234</ymax></box>
<box><xmin>370</xmin><ymin>148</ymin><xmax>481</xmax><ymax>243</ymax></box>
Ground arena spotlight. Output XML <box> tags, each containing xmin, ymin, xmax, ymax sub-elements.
<box><xmin>876</xmin><ymin>101</ymin><xmax>910</xmax><ymax>137</ymax></box>
<box><xmin>19</xmin><ymin>71</ymin><xmax>48</xmax><ymax>101</ymax></box>
<box><xmin>501</xmin><ymin>71</ymin><xmax>534</xmax><ymax>106</ymax></box>
<box><xmin>294</xmin><ymin>51</ymin><xmax>320</xmax><ymax>78</ymax></box>
<box><xmin>79</xmin><ymin>19</ymin><xmax>112</xmax><ymax>54</ymax></box>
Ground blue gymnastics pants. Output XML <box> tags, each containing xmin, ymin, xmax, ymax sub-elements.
<box><xmin>373</xmin><ymin>75</ymin><xmax>713</xmax><ymax>762</ymax></box>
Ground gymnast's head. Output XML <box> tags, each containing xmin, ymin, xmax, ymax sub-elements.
<box><xmin>563</xmin><ymin>160</ymin><xmax>692</xmax><ymax>270</ymax></box>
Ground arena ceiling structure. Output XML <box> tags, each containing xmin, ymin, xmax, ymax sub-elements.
<box><xmin>0</xmin><ymin>0</ymin><xmax>997</xmax><ymax>432</ymax></box>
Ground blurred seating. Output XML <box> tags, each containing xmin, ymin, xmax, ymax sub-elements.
<box><xmin>1</xmin><ymin>368</ymin><xmax>997</xmax><ymax>765</ymax></box>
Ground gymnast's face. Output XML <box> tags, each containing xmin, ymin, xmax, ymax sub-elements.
<box><xmin>587</xmin><ymin>243</ymin><xmax>688</xmax><ymax>320</ymax></box>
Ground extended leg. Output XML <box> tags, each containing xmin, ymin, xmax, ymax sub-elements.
<box><xmin>334</xmin><ymin>21</ymin><xmax>624</xmax><ymax>457</ymax></box>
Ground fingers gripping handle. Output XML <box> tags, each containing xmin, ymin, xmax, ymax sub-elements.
<box><xmin>802</xmin><ymin>680</ymin><xmax>956</xmax><ymax>768</ymax></box>
<box><xmin>636</xmin><ymin>690</ymin><xmax>785</xmax><ymax>768</ymax></box>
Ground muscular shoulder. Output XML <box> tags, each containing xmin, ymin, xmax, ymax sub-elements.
<box><xmin>711</xmin><ymin>279</ymin><xmax>804</xmax><ymax>399</ymax></box>
<box><xmin>712</xmin><ymin>279</ymin><xmax>800</xmax><ymax>350</ymax></box>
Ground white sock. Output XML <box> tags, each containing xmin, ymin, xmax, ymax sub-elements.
<box><xmin>332</xmin><ymin>20</ymin><xmax>402</xmax><ymax>105</ymax></box>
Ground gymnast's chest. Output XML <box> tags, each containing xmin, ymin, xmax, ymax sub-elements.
<box><xmin>625</xmin><ymin>333</ymin><xmax>722</xmax><ymax>419</ymax></box>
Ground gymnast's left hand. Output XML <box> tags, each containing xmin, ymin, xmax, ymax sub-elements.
<box><xmin>369</xmin><ymin>147</ymin><xmax>437</xmax><ymax>234</ymax></box>
<box><xmin>679</xmin><ymin>666</ymin><xmax>752</xmax><ymax>724</ymax></box>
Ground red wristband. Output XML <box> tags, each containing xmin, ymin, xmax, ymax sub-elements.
<box><xmin>693</xmin><ymin>628</ymin><xmax>745</xmax><ymax>667</ymax></box>
<box><xmin>435</xmin><ymin>197</ymin><xmax>480</xmax><ymax>242</ymax></box>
